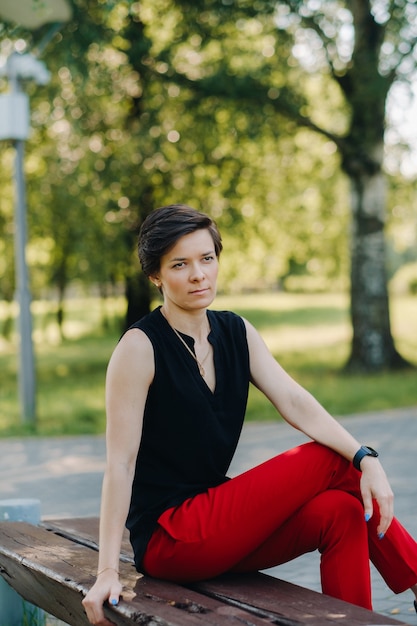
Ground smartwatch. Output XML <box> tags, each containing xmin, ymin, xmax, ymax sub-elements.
<box><xmin>353</xmin><ymin>445</ymin><xmax>379</xmax><ymax>471</ymax></box>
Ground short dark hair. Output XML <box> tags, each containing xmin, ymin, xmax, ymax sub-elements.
<box><xmin>138</xmin><ymin>204</ymin><xmax>223</xmax><ymax>278</ymax></box>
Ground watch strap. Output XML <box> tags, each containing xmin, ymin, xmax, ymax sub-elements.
<box><xmin>353</xmin><ymin>446</ymin><xmax>379</xmax><ymax>471</ymax></box>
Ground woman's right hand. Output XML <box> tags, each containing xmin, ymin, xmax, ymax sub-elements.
<box><xmin>82</xmin><ymin>570</ymin><xmax>122</xmax><ymax>626</ymax></box>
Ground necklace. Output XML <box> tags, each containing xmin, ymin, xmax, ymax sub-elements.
<box><xmin>171</xmin><ymin>327</ymin><xmax>210</xmax><ymax>377</ymax></box>
<box><xmin>161</xmin><ymin>308</ymin><xmax>210</xmax><ymax>377</ymax></box>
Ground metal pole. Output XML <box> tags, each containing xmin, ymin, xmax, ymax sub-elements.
<box><xmin>13</xmin><ymin>137</ymin><xmax>36</xmax><ymax>424</ymax></box>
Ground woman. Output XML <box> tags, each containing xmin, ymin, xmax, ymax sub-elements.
<box><xmin>83</xmin><ymin>204</ymin><xmax>417</xmax><ymax>626</ymax></box>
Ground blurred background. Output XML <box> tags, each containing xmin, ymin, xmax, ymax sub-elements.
<box><xmin>0</xmin><ymin>0</ymin><xmax>416</xmax><ymax>435</ymax></box>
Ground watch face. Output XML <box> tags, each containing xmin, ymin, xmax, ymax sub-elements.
<box><xmin>364</xmin><ymin>446</ymin><xmax>378</xmax><ymax>457</ymax></box>
<box><xmin>353</xmin><ymin>446</ymin><xmax>379</xmax><ymax>471</ymax></box>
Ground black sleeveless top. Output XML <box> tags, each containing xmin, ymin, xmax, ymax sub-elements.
<box><xmin>125</xmin><ymin>307</ymin><xmax>250</xmax><ymax>570</ymax></box>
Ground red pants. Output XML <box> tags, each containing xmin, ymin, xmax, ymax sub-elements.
<box><xmin>143</xmin><ymin>443</ymin><xmax>417</xmax><ymax>609</ymax></box>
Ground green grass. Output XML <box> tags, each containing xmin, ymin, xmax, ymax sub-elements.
<box><xmin>1</xmin><ymin>293</ymin><xmax>416</xmax><ymax>437</ymax></box>
<box><xmin>221</xmin><ymin>293</ymin><xmax>417</xmax><ymax>420</ymax></box>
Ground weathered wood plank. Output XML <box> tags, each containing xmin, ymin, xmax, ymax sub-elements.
<box><xmin>42</xmin><ymin>517</ymin><xmax>132</xmax><ymax>561</ymax></box>
<box><xmin>0</xmin><ymin>521</ymin><xmax>134</xmax><ymax>626</ymax></box>
<box><xmin>192</xmin><ymin>573</ymin><xmax>407</xmax><ymax>626</ymax></box>
<box><xmin>133</xmin><ymin>576</ymin><xmax>302</xmax><ymax>625</ymax></box>
<box><xmin>41</xmin><ymin>518</ymin><xmax>407</xmax><ymax>626</ymax></box>
<box><xmin>0</xmin><ymin>522</ymin><xmax>306</xmax><ymax>626</ymax></box>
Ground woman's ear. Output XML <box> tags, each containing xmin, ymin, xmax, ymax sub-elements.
<box><xmin>150</xmin><ymin>276</ymin><xmax>161</xmax><ymax>289</ymax></box>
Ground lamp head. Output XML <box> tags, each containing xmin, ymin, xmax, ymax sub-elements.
<box><xmin>0</xmin><ymin>0</ymin><xmax>72</xmax><ymax>30</ymax></box>
<box><xmin>4</xmin><ymin>52</ymin><xmax>51</xmax><ymax>86</ymax></box>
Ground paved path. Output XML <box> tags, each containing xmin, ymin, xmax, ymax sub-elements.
<box><xmin>1</xmin><ymin>407</ymin><xmax>416</xmax><ymax>624</ymax></box>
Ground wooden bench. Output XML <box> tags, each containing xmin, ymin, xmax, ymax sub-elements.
<box><xmin>0</xmin><ymin>517</ymin><xmax>408</xmax><ymax>626</ymax></box>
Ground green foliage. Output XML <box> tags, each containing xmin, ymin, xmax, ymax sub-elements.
<box><xmin>0</xmin><ymin>0</ymin><xmax>416</xmax><ymax>370</ymax></box>
<box><xmin>0</xmin><ymin>0</ymin><xmax>352</xmax><ymax>308</ymax></box>
<box><xmin>390</xmin><ymin>262</ymin><xmax>417</xmax><ymax>295</ymax></box>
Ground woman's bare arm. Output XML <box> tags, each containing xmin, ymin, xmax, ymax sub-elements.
<box><xmin>82</xmin><ymin>329</ymin><xmax>154</xmax><ymax>626</ymax></box>
<box><xmin>243</xmin><ymin>318</ymin><xmax>393</xmax><ymax>536</ymax></box>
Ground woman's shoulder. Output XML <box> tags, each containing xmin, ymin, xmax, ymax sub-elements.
<box><xmin>119</xmin><ymin>307</ymin><xmax>165</xmax><ymax>344</ymax></box>
<box><xmin>116</xmin><ymin>323</ymin><xmax>154</xmax><ymax>358</ymax></box>
<box><xmin>207</xmin><ymin>309</ymin><xmax>247</xmax><ymax>343</ymax></box>
<box><xmin>108</xmin><ymin>325</ymin><xmax>155</xmax><ymax>387</ymax></box>
<box><xmin>208</xmin><ymin>309</ymin><xmax>245</xmax><ymax>329</ymax></box>
<box><xmin>127</xmin><ymin>307</ymin><xmax>163</xmax><ymax>332</ymax></box>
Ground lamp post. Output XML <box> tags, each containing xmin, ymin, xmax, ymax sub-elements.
<box><xmin>0</xmin><ymin>0</ymin><xmax>72</xmax><ymax>424</ymax></box>
<box><xmin>0</xmin><ymin>54</ymin><xmax>50</xmax><ymax>423</ymax></box>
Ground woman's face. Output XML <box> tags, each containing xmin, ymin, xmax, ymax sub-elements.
<box><xmin>153</xmin><ymin>228</ymin><xmax>219</xmax><ymax>312</ymax></box>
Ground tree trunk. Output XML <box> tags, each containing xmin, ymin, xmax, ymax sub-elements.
<box><xmin>121</xmin><ymin>16</ymin><xmax>155</xmax><ymax>330</ymax></box>
<box><xmin>335</xmin><ymin>3</ymin><xmax>413</xmax><ymax>372</ymax></box>
<box><xmin>56</xmin><ymin>278</ymin><xmax>66</xmax><ymax>340</ymax></box>
<box><xmin>122</xmin><ymin>186</ymin><xmax>155</xmax><ymax>330</ymax></box>
<box><xmin>345</xmin><ymin>166</ymin><xmax>410</xmax><ymax>371</ymax></box>
<box><xmin>124</xmin><ymin>271</ymin><xmax>151</xmax><ymax>329</ymax></box>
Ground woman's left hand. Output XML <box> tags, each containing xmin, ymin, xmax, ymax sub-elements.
<box><xmin>359</xmin><ymin>457</ymin><xmax>394</xmax><ymax>537</ymax></box>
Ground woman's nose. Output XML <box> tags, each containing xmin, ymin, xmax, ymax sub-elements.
<box><xmin>190</xmin><ymin>263</ymin><xmax>204</xmax><ymax>281</ymax></box>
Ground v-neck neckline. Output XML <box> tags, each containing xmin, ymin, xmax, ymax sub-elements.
<box><xmin>159</xmin><ymin>307</ymin><xmax>217</xmax><ymax>395</ymax></box>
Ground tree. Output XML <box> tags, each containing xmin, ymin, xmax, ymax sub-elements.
<box><xmin>1</xmin><ymin>1</ymin><xmax>158</xmax><ymax>328</ymax></box>
<box><xmin>160</xmin><ymin>0</ymin><xmax>417</xmax><ymax>371</ymax></box>
<box><xmin>1</xmin><ymin>0</ymin><xmax>348</xmax><ymax>322</ymax></box>
<box><xmin>278</xmin><ymin>0</ymin><xmax>416</xmax><ymax>371</ymax></box>
<box><xmin>2</xmin><ymin>0</ymin><xmax>415</xmax><ymax>371</ymax></box>
<box><xmin>117</xmin><ymin>0</ymin><xmax>349</xmax><ymax>293</ymax></box>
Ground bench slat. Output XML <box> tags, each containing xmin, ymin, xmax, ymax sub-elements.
<box><xmin>43</xmin><ymin>517</ymin><xmax>133</xmax><ymax>561</ymax></box>
<box><xmin>192</xmin><ymin>573</ymin><xmax>405</xmax><ymax>626</ymax></box>
<box><xmin>0</xmin><ymin>522</ymin><xmax>310</xmax><ymax>626</ymax></box>
<box><xmin>41</xmin><ymin>518</ymin><xmax>406</xmax><ymax>626</ymax></box>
